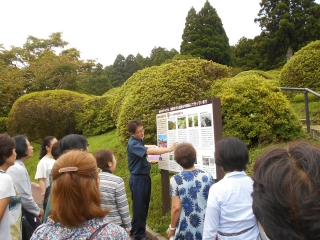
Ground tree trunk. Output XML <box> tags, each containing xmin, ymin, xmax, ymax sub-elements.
<box><xmin>286</xmin><ymin>46</ymin><xmax>293</xmax><ymax>62</ymax></box>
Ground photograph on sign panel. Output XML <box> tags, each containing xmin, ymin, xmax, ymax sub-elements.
<box><xmin>168</xmin><ymin>118</ymin><xmax>176</xmax><ymax>130</ymax></box>
<box><xmin>194</xmin><ymin>115</ymin><xmax>199</xmax><ymax>127</ymax></box>
<box><xmin>177</xmin><ymin>116</ymin><xmax>187</xmax><ymax>129</ymax></box>
<box><xmin>188</xmin><ymin>114</ymin><xmax>198</xmax><ymax>128</ymax></box>
<box><xmin>200</xmin><ymin>113</ymin><xmax>212</xmax><ymax>127</ymax></box>
<box><xmin>202</xmin><ymin>157</ymin><xmax>210</xmax><ymax>166</ymax></box>
<box><xmin>188</xmin><ymin>116</ymin><xmax>193</xmax><ymax>127</ymax></box>
<box><xmin>158</xmin><ymin>134</ymin><xmax>167</xmax><ymax>148</ymax></box>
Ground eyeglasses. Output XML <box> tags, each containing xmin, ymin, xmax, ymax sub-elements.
<box><xmin>135</xmin><ymin>128</ymin><xmax>145</xmax><ymax>134</ymax></box>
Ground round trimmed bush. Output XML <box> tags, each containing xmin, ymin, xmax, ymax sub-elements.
<box><xmin>115</xmin><ymin>59</ymin><xmax>230</xmax><ymax>144</ymax></box>
<box><xmin>76</xmin><ymin>88</ymin><xmax>119</xmax><ymax>136</ymax></box>
<box><xmin>0</xmin><ymin>117</ymin><xmax>8</xmax><ymax>133</ymax></box>
<box><xmin>235</xmin><ymin>70</ymin><xmax>275</xmax><ymax>80</ymax></box>
<box><xmin>209</xmin><ymin>75</ymin><xmax>304</xmax><ymax>146</ymax></box>
<box><xmin>280</xmin><ymin>40</ymin><xmax>320</xmax><ymax>90</ymax></box>
<box><xmin>7</xmin><ymin>90</ymin><xmax>87</xmax><ymax>141</ymax></box>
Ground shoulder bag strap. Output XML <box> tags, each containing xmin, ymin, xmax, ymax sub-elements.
<box><xmin>88</xmin><ymin>222</ymin><xmax>109</xmax><ymax>240</ymax></box>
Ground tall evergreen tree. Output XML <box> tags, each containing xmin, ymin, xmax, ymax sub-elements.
<box><xmin>255</xmin><ymin>0</ymin><xmax>320</xmax><ymax>70</ymax></box>
<box><xmin>180</xmin><ymin>1</ymin><xmax>231</xmax><ymax>65</ymax></box>
<box><xmin>180</xmin><ymin>7</ymin><xmax>201</xmax><ymax>56</ymax></box>
<box><xmin>107</xmin><ymin>54</ymin><xmax>125</xmax><ymax>87</ymax></box>
<box><xmin>232</xmin><ymin>37</ymin><xmax>261</xmax><ymax>70</ymax></box>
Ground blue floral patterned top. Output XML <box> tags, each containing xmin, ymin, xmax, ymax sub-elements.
<box><xmin>170</xmin><ymin>169</ymin><xmax>214</xmax><ymax>240</ymax></box>
<box><xmin>30</xmin><ymin>216</ymin><xmax>130</xmax><ymax>239</ymax></box>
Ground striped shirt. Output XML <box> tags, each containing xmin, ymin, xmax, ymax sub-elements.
<box><xmin>99</xmin><ymin>171</ymin><xmax>131</xmax><ymax>232</ymax></box>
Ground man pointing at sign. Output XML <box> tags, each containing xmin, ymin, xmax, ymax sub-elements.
<box><xmin>126</xmin><ymin>120</ymin><xmax>177</xmax><ymax>240</ymax></box>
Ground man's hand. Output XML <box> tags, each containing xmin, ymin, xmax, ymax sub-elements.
<box><xmin>169</xmin><ymin>142</ymin><xmax>178</xmax><ymax>151</ymax></box>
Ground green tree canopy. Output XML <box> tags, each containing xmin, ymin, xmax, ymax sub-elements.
<box><xmin>255</xmin><ymin>0</ymin><xmax>320</xmax><ymax>70</ymax></box>
<box><xmin>232</xmin><ymin>37</ymin><xmax>261</xmax><ymax>70</ymax></box>
<box><xmin>180</xmin><ymin>1</ymin><xmax>231</xmax><ymax>65</ymax></box>
<box><xmin>0</xmin><ymin>32</ymin><xmax>96</xmax><ymax>116</ymax></box>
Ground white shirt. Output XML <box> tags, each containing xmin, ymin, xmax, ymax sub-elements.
<box><xmin>35</xmin><ymin>157</ymin><xmax>55</xmax><ymax>188</ymax></box>
<box><xmin>203</xmin><ymin>171</ymin><xmax>261</xmax><ymax>240</ymax></box>
<box><xmin>0</xmin><ymin>171</ymin><xmax>17</xmax><ymax>240</ymax></box>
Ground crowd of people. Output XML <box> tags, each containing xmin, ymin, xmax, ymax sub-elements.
<box><xmin>1</xmin><ymin>119</ymin><xmax>320</xmax><ymax>240</ymax></box>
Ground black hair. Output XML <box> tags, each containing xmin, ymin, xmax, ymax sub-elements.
<box><xmin>39</xmin><ymin>136</ymin><xmax>56</xmax><ymax>159</ymax></box>
<box><xmin>252</xmin><ymin>141</ymin><xmax>320</xmax><ymax>240</ymax></box>
<box><xmin>215</xmin><ymin>137</ymin><xmax>248</xmax><ymax>172</ymax></box>
<box><xmin>0</xmin><ymin>134</ymin><xmax>16</xmax><ymax>166</ymax></box>
<box><xmin>127</xmin><ymin>120</ymin><xmax>143</xmax><ymax>134</ymax></box>
<box><xmin>13</xmin><ymin>135</ymin><xmax>28</xmax><ymax>160</ymax></box>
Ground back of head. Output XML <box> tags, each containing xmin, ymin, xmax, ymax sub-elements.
<box><xmin>0</xmin><ymin>134</ymin><xmax>15</xmax><ymax>166</ymax></box>
<box><xmin>50</xmin><ymin>150</ymin><xmax>108</xmax><ymax>227</ymax></box>
<box><xmin>13</xmin><ymin>135</ymin><xmax>28</xmax><ymax>160</ymax></box>
<box><xmin>174</xmin><ymin>143</ymin><xmax>196</xmax><ymax>169</ymax></box>
<box><xmin>51</xmin><ymin>142</ymin><xmax>60</xmax><ymax>160</ymax></box>
<box><xmin>59</xmin><ymin>134</ymin><xmax>88</xmax><ymax>154</ymax></box>
<box><xmin>215</xmin><ymin>137</ymin><xmax>248</xmax><ymax>172</ymax></box>
<box><xmin>252</xmin><ymin>141</ymin><xmax>320</xmax><ymax>239</ymax></box>
<box><xmin>93</xmin><ymin>149</ymin><xmax>113</xmax><ymax>170</ymax></box>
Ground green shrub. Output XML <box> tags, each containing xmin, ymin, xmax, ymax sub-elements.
<box><xmin>115</xmin><ymin>59</ymin><xmax>230</xmax><ymax>144</ymax></box>
<box><xmin>266</xmin><ymin>69</ymin><xmax>281</xmax><ymax>80</ymax></box>
<box><xmin>235</xmin><ymin>70</ymin><xmax>280</xmax><ymax>87</ymax></box>
<box><xmin>292</xmin><ymin>93</ymin><xmax>319</xmax><ymax>103</ymax></box>
<box><xmin>209</xmin><ymin>75</ymin><xmax>305</xmax><ymax>146</ymax></box>
<box><xmin>280</xmin><ymin>40</ymin><xmax>320</xmax><ymax>90</ymax></box>
<box><xmin>76</xmin><ymin>95</ymin><xmax>116</xmax><ymax>136</ymax></box>
<box><xmin>235</xmin><ymin>70</ymin><xmax>275</xmax><ymax>80</ymax></box>
<box><xmin>7</xmin><ymin>90</ymin><xmax>87</xmax><ymax>141</ymax></box>
<box><xmin>0</xmin><ymin>117</ymin><xmax>8</xmax><ymax>133</ymax></box>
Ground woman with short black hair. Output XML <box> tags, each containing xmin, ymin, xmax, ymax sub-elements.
<box><xmin>7</xmin><ymin>135</ymin><xmax>44</xmax><ymax>231</ymax></box>
<box><xmin>203</xmin><ymin>137</ymin><xmax>260</xmax><ymax>240</ymax></box>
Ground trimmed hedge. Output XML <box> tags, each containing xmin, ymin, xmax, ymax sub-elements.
<box><xmin>115</xmin><ymin>59</ymin><xmax>230</xmax><ymax>144</ymax></box>
<box><xmin>209</xmin><ymin>75</ymin><xmax>304</xmax><ymax>146</ymax></box>
<box><xmin>7</xmin><ymin>90</ymin><xmax>87</xmax><ymax>141</ymax></box>
<box><xmin>0</xmin><ymin>117</ymin><xmax>8</xmax><ymax>133</ymax></box>
<box><xmin>235</xmin><ymin>70</ymin><xmax>275</xmax><ymax>80</ymax></box>
<box><xmin>76</xmin><ymin>93</ymin><xmax>116</xmax><ymax>136</ymax></box>
<box><xmin>280</xmin><ymin>40</ymin><xmax>320</xmax><ymax>90</ymax></box>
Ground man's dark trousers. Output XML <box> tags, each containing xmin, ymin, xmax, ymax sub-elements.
<box><xmin>130</xmin><ymin>174</ymin><xmax>151</xmax><ymax>239</ymax></box>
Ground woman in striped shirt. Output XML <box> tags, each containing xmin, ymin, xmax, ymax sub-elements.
<box><xmin>94</xmin><ymin>149</ymin><xmax>131</xmax><ymax>234</ymax></box>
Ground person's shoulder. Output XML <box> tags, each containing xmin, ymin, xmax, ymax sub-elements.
<box><xmin>7</xmin><ymin>162</ymin><xmax>21</xmax><ymax>173</ymax></box>
<box><xmin>100</xmin><ymin>172</ymin><xmax>123</xmax><ymax>183</ymax></box>
<box><xmin>0</xmin><ymin>172</ymin><xmax>13</xmax><ymax>183</ymax></box>
<box><xmin>101</xmin><ymin>222</ymin><xmax>129</xmax><ymax>238</ymax></box>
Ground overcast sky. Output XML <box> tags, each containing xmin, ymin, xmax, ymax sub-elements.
<box><xmin>1</xmin><ymin>0</ymin><xmax>318</xmax><ymax>67</ymax></box>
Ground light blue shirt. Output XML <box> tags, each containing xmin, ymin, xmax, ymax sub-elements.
<box><xmin>203</xmin><ymin>171</ymin><xmax>261</xmax><ymax>240</ymax></box>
